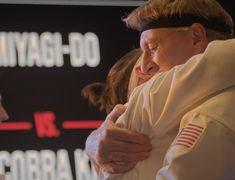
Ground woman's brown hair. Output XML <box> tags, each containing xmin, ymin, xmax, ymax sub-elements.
<box><xmin>81</xmin><ymin>48</ymin><xmax>142</xmax><ymax>113</ymax></box>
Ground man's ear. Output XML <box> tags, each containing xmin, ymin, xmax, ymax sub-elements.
<box><xmin>189</xmin><ymin>23</ymin><xmax>208</xmax><ymax>52</ymax></box>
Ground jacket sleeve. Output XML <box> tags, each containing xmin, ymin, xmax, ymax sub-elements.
<box><xmin>156</xmin><ymin>112</ymin><xmax>235</xmax><ymax>180</ymax></box>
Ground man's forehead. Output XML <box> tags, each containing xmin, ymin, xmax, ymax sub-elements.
<box><xmin>140</xmin><ymin>28</ymin><xmax>167</xmax><ymax>44</ymax></box>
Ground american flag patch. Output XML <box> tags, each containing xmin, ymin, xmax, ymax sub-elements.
<box><xmin>174</xmin><ymin>123</ymin><xmax>204</xmax><ymax>149</ymax></box>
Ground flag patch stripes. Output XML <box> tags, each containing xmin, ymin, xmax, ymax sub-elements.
<box><xmin>174</xmin><ymin>123</ymin><xmax>204</xmax><ymax>149</ymax></box>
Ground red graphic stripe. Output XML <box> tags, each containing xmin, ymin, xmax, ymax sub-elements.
<box><xmin>180</xmin><ymin>132</ymin><xmax>198</xmax><ymax>139</ymax></box>
<box><xmin>183</xmin><ymin>129</ymin><xmax>200</xmax><ymax>136</ymax></box>
<box><xmin>62</xmin><ymin>120</ymin><xmax>103</xmax><ymax>129</ymax></box>
<box><xmin>175</xmin><ymin>143</ymin><xmax>191</xmax><ymax>148</ymax></box>
<box><xmin>0</xmin><ymin>122</ymin><xmax>32</xmax><ymax>131</ymax></box>
<box><xmin>175</xmin><ymin>139</ymin><xmax>194</xmax><ymax>146</ymax></box>
<box><xmin>184</xmin><ymin>126</ymin><xmax>203</xmax><ymax>133</ymax></box>
<box><xmin>188</xmin><ymin>123</ymin><xmax>204</xmax><ymax>130</ymax></box>
<box><xmin>177</xmin><ymin>135</ymin><xmax>196</xmax><ymax>142</ymax></box>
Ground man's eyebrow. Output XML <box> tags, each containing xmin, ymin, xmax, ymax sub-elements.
<box><xmin>148</xmin><ymin>39</ymin><xmax>159</xmax><ymax>48</ymax></box>
<box><xmin>149</xmin><ymin>33</ymin><xmax>161</xmax><ymax>43</ymax></box>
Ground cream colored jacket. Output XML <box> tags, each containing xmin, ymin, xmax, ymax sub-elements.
<box><xmin>99</xmin><ymin>39</ymin><xmax>235</xmax><ymax>180</ymax></box>
<box><xmin>156</xmin><ymin>85</ymin><xmax>235</xmax><ymax>180</ymax></box>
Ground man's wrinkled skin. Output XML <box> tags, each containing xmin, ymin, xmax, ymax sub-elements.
<box><xmin>85</xmin><ymin>104</ymin><xmax>152</xmax><ymax>174</ymax></box>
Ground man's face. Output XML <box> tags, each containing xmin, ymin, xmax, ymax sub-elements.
<box><xmin>137</xmin><ymin>27</ymin><xmax>201</xmax><ymax>82</ymax></box>
<box><xmin>0</xmin><ymin>94</ymin><xmax>9</xmax><ymax>122</ymax></box>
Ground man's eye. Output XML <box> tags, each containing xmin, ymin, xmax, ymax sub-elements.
<box><xmin>150</xmin><ymin>47</ymin><xmax>157</xmax><ymax>53</ymax></box>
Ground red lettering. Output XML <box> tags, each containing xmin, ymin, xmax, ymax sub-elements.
<box><xmin>34</xmin><ymin>111</ymin><xmax>60</xmax><ymax>138</ymax></box>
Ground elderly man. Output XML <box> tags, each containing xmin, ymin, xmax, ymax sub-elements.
<box><xmin>86</xmin><ymin>0</ymin><xmax>235</xmax><ymax>179</ymax></box>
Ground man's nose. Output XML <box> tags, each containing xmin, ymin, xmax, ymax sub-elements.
<box><xmin>140</xmin><ymin>57</ymin><xmax>159</xmax><ymax>75</ymax></box>
<box><xmin>0</xmin><ymin>104</ymin><xmax>9</xmax><ymax>122</ymax></box>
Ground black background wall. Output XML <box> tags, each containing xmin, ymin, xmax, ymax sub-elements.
<box><xmin>0</xmin><ymin>4</ymin><xmax>139</xmax><ymax>180</ymax></box>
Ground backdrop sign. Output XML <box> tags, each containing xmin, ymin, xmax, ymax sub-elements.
<box><xmin>0</xmin><ymin>4</ymin><xmax>139</xmax><ymax>180</ymax></box>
